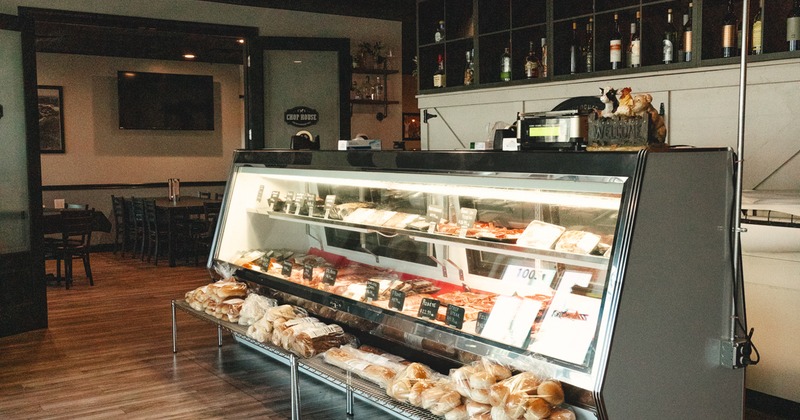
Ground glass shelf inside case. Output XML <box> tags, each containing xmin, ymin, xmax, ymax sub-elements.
<box><xmin>215</xmin><ymin>166</ymin><xmax>625</xmax><ymax>375</ymax></box>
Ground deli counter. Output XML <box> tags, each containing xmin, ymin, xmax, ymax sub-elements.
<box><xmin>207</xmin><ymin>149</ymin><xmax>745</xmax><ymax>419</ymax></box>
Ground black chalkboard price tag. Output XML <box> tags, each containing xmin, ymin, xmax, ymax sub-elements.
<box><xmin>417</xmin><ymin>298</ymin><xmax>441</xmax><ymax>320</ymax></box>
<box><xmin>475</xmin><ymin>311</ymin><xmax>490</xmax><ymax>335</ymax></box>
<box><xmin>281</xmin><ymin>260</ymin><xmax>293</xmax><ymax>277</ymax></box>
<box><xmin>328</xmin><ymin>296</ymin><xmax>347</xmax><ymax>311</ymax></box>
<box><xmin>365</xmin><ymin>280</ymin><xmax>380</xmax><ymax>302</ymax></box>
<box><xmin>303</xmin><ymin>264</ymin><xmax>314</xmax><ymax>282</ymax></box>
<box><xmin>389</xmin><ymin>289</ymin><xmax>406</xmax><ymax>311</ymax></box>
<box><xmin>445</xmin><ymin>304</ymin><xmax>466</xmax><ymax>329</ymax></box>
<box><xmin>322</xmin><ymin>267</ymin><xmax>338</xmax><ymax>286</ymax></box>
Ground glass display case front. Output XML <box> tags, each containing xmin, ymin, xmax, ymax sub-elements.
<box><xmin>213</xmin><ymin>160</ymin><xmax>629</xmax><ymax>390</ymax></box>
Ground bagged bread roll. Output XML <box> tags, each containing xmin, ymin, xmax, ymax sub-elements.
<box><xmin>272</xmin><ymin>317</ymin><xmax>320</xmax><ymax>348</ymax></box>
<box><xmin>215</xmin><ymin>298</ymin><xmax>245</xmax><ymax>322</ymax></box>
<box><xmin>490</xmin><ymin>371</ymin><xmax>543</xmax><ymax>407</ymax></box>
<box><xmin>545</xmin><ymin>407</ymin><xmax>576</xmax><ymax>420</ymax></box>
<box><xmin>444</xmin><ymin>405</ymin><xmax>468</xmax><ymax>420</ymax></box>
<box><xmin>266</xmin><ymin>304</ymin><xmax>298</xmax><ymax>322</ymax></box>
<box><xmin>537</xmin><ymin>380</ymin><xmax>565</xmax><ymax>406</ymax></box>
<box><xmin>246</xmin><ymin>315</ymin><xmax>273</xmax><ymax>343</ymax></box>
<box><xmin>407</xmin><ymin>380</ymin><xmax>436</xmax><ymax>407</ymax></box>
<box><xmin>425</xmin><ymin>384</ymin><xmax>462</xmax><ymax>416</ymax></box>
<box><xmin>524</xmin><ymin>397</ymin><xmax>552</xmax><ymax>420</ymax></box>
<box><xmin>450</xmin><ymin>365</ymin><xmax>476</xmax><ymax>398</ymax></box>
<box><xmin>238</xmin><ymin>294</ymin><xmax>277</xmax><ymax>326</ymax></box>
<box><xmin>208</xmin><ymin>279</ymin><xmax>248</xmax><ymax>302</ymax></box>
<box><xmin>321</xmin><ymin>347</ymin><xmax>397</xmax><ymax>389</ymax></box>
<box><xmin>465</xmin><ymin>400</ymin><xmax>491</xmax><ymax>417</ymax></box>
<box><xmin>185</xmin><ymin>285</ymin><xmax>209</xmax><ymax>311</ymax></box>
<box><xmin>387</xmin><ymin>378</ymin><xmax>412</xmax><ymax>403</ymax></box>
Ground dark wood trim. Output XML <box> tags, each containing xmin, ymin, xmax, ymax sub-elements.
<box><xmin>246</xmin><ymin>36</ymin><xmax>351</xmax><ymax>149</ymax></box>
<box><xmin>18</xmin><ymin>7</ymin><xmax>259</xmax><ymax>38</ymax></box>
<box><xmin>42</xmin><ymin>181</ymin><xmax>227</xmax><ymax>192</ymax></box>
<box><xmin>746</xmin><ymin>389</ymin><xmax>800</xmax><ymax>418</ymax></box>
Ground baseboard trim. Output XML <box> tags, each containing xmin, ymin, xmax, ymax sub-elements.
<box><xmin>746</xmin><ymin>388</ymin><xmax>800</xmax><ymax>417</ymax></box>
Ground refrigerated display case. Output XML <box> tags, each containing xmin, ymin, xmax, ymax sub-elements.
<box><xmin>208</xmin><ymin>149</ymin><xmax>745</xmax><ymax>419</ymax></box>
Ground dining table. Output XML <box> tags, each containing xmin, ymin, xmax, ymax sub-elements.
<box><xmin>42</xmin><ymin>207</ymin><xmax>112</xmax><ymax>235</ymax></box>
<box><xmin>150</xmin><ymin>197</ymin><xmax>219</xmax><ymax>267</ymax></box>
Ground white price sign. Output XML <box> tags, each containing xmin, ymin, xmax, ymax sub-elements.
<box><xmin>501</xmin><ymin>264</ymin><xmax>556</xmax><ymax>287</ymax></box>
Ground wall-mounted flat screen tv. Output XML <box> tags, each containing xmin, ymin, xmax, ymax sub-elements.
<box><xmin>117</xmin><ymin>71</ymin><xmax>214</xmax><ymax>130</ymax></box>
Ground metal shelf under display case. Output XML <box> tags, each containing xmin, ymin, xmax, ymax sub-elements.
<box><xmin>210</xmin><ymin>149</ymin><xmax>746</xmax><ymax>419</ymax></box>
<box><xmin>171</xmin><ymin>299</ymin><xmax>439</xmax><ymax>420</ymax></box>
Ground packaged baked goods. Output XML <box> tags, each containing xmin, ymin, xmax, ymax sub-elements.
<box><xmin>386</xmin><ymin>362</ymin><xmax>436</xmax><ymax>403</ymax></box>
<box><xmin>407</xmin><ymin>380</ymin><xmax>437</xmax><ymax>407</ymax></box>
<box><xmin>443</xmin><ymin>405</ymin><xmax>468</xmax><ymax>420</ymax></box>
<box><xmin>291</xmin><ymin>324</ymin><xmax>353</xmax><ymax>357</ymax></box>
<box><xmin>537</xmin><ymin>379</ymin><xmax>565</xmax><ymax>406</ymax></box>
<box><xmin>274</xmin><ymin>318</ymin><xmax>325</xmax><ymax>348</ymax></box>
<box><xmin>321</xmin><ymin>346</ymin><xmax>398</xmax><ymax>389</ymax></box>
<box><xmin>465</xmin><ymin>400</ymin><xmax>491</xmax><ymax>417</ymax></box>
<box><xmin>542</xmin><ymin>407</ymin><xmax>576</xmax><ymax>420</ymax></box>
<box><xmin>524</xmin><ymin>397</ymin><xmax>552</xmax><ymax>419</ymax></box>
<box><xmin>489</xmin><ymin>371</ymin><xmax>543</xmax><ymax>407</ymax></box>
<box><xmin>246</xmin><ymin>315</ymin><xmax>273</xmax><ymax>343</ymax></box>
<box><xmin>422</xmin><ymin>381</ymin><xmax>462</xmax><ymax>415</ymax></box>
<box><xmin>237</xmin><ymin>294</ymin><xmax>277</xmax><ymax>326</ymax></box>
<box><xmin>215</xmin><ymin>298</ymin><xmax>245</xmax><ymax>322</ymax></box>
<box><xmin>516</xmin><ymin>220</ymin><xmax>566</xmax><ymax>249</ymax></box>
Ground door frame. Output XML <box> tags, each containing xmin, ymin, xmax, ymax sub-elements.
<box><xmin>245</xmin><ymin>36</ymin><xmax>351</xmax><ymax>149</ymax></box>
<box><xmin>0</xmin><ymin>13</ymin><xmax>46</xmax><ymax>336</ymax></box>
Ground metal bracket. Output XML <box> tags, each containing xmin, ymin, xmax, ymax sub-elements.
<box><xmin>720</xmin><ymin>338</ymin><xmax>750</xmax><ymax>369</ymax></box>
<box><xmin>423</xmin><ymin>109</ymin><xmax>438</xmax><ymax>123</ymax></box>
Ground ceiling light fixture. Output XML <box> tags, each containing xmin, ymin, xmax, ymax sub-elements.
<box><xmin>183</xmin><ymin>53</ymin><xmax>196</xmax><ymax>59</ymax></box>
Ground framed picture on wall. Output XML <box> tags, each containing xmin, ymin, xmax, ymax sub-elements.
<box><xmin>38</xmin><ymin>85</ymin><xmax>65</xmax><ymax>153</ymax></box>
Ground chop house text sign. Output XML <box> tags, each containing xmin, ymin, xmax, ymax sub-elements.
<box><xmin>284</xmin><ymin>106</ymin><xmax>319</xmax><ymax>127</ymax></box>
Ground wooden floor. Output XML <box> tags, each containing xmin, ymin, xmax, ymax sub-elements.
<box><xmin>0</xmin><ymin>252</ymin><xmax>792</xmax><ymax>419</ymax></box>
<box><xmin>0</xmin><ymin>252</ymin><xmax>387</xmax><ymax>419</ymax></box>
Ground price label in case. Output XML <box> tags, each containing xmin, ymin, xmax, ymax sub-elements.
<box><xmin>322</xmin><ymin>267</ymin><xmax>338</xmax><ymax>286</ymax></box>
<box><xmin>458</xmin><ymin>208</ymin><xmax>478</xmax><ymax>238</ymax></box>
<box><xmin>389</xmin><ymin>289</ymin><xmax>406</xmax><ymax>311</ymax></box>
<box><xmin>329</xmin><ymin>296</ymin><xmax>347</xmax><ymax>311</ymax></box>
<box><xmin>268</xmin><ymin>191</ymin><xmax>281</xmax><ymax>211</ymax></box>
<box><xmin>294</xmin><ymin>193</ymin><xmax>305</xmax><ymax>215</ymax></box>
<box><xmin>445</xmin><ymin>304</ymin><xmax>466</xmax><ymax>329</ymax></box>
<box><xmin>256</xmin><ymin>185</ymin><xmax>265</xmax><ymax>205</ymax></box>
<box><xmin>284</xmin><ymin>192</ymin><xmax>295</xmax><ymax>213</ymax></box>
<box><xmin>475</xmin><ymin>311</ymin><xmax>490</xmax><ymax>335</ymax></box>
<box><xmin>426</xmin><ymin>205</ymin><xmax>443</xmax><ymax>234</ymax></box>
<box><xmin>303</xmin><ymin>264</ymin><xmax>314</xmax><ymax>282</ymax></box>
<box><xmin>281</xmin><ymin>260</ymin><xmax>293</xmax><ymax>277</ymax></box>
<box><xmin>306</xmin><ymin>194</ymin><xmax>317</xmax><ymax>217</ymax></box>
<box><xmin>417</xmin><ymin>298</ymin><xmax>440</xmax><ymax>320</ymax></box>
<box><xmin>324</xmin><ymin>195</ymin><xmax>336</xmax><ymax>219</ymax></box>
<box><xmin>365</xmin><ymin>280</ymin><xmax>380</xmax><ymax>302</ymax></box>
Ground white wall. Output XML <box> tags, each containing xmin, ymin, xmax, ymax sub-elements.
<box><xmin>418</xmin><ymin>58</ymin><xmax>800</xmax><ymax>190</ymax></box>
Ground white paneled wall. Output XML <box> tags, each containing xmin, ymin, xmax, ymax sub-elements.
<box><xmin>418</xmin><ymin>58</ymin><xmax>800</xmax><ymax>190</ymax></box>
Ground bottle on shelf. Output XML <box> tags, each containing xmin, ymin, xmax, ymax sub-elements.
<box><xmin>435</xmin><ymin>20</ymin><xmax>446</xmax><ymax>43</ymax></box>
<box><xmin>631</xmin><ymin>11</ymin><xmax>642</xmax><ymax>67</ymax></box>
<box><xmin>501</xmin><ymin>47</ymin><xmax>512</xmax><ymax>81</ymax></box>
<box><xmin>540</xmin><ymin>38</ymin><xmax>548</xmax><ymax>77</ymax></box>
<box><xmin>464</xmin><ymin>50</ymin><xmax>475</xmax><ymax>85</ymax></box>
<box><xmin>524</xmin><ymin>40</ymin><xmax>540</xmax><ymax>79</ymax></box>
<box><xmin>584</xmin><ymin>18</ymin><xmax>594</xmax><ymax>73</ymax></box>
<box><xmin>433</xmin><ymin>54</ymin><xmax>446</xmax><ymax>88</ymax></box>
<box><xmin>663</xmin><ymin>8</ymin><xmax>678</xmax><ymax>64</ymax></box>
<box><xmin>683</xmin><ymin>2</ymin><xmax>694</xmax><ymax>62</ymax></box>
<box><xmin>751</xmin><ymin>5</ymin><xmax>763</xmax><ymax>55</ymax></box>
<box><xmin>364</xmin><ymin>75</ymin><xmax>375</xmax><ymax>100</ymax></box>
<box><xmin>374</xmin><ymin>76</ymin><xmax>384</xmax><ymax>101</ymax></box>
<box><xmin>789</xmin><ymin>0</ymin><xmax>800</xmax><ymax>51</ymax></box>
<box><xmin>610</xmin><ymin>13</ymin><xmax>623</xmax><ymax>70</ymax></box>
<box><xmin>722</xmin><ymin>0</ymin><xmax>737</xmax><ymax>57</ymax></box>
<box><xmin>570</xmin><ymin>21</ymin><xmax>581</xmax><ymax>74</ymax></box>
<box><xmin>351</xmin><ymin>80</ymin><xmax>360</xmax><ymax>100</ymax></box>
<box><xmin>626</xmin><ymin>14</ymin><xmax>636</xmax><ymax>68</ymax></box>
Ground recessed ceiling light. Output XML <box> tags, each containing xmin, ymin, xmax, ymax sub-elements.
<box><xmin>183</xmin><ymin>53</ymin><xmax>196</xmax><ymax>59</ymax></box>
<box><xmin>293</xmin><ymin>60</ymin><xmax>302</xmax><ymax>64</ymax></box>
<box><xmin>237</xmin><ymin>39</ymin><xmax>245</xmax><ymax>44</ymax></box>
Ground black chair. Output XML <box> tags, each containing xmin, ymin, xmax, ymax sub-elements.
<box><xmin>65</xmin><ymin>203</ymin><xmax>89</xmax><ymax>210</ymax></box>
<box><xmin>131</xmin><ymin>197</ymin><xmax>147</xmax><ymax>260</ymax></box>
<box><xmin>198</xmin><ymin>191</ymin><xmax>211</xmax><ymax>199</ymax></box>
<box><xmin>214</xmin><ymin>192</ymin><xmax>224</xmax><ymax>201</ymax></box>
<box><xmin>194</xmin><ymin>201</ymin><xmax>223</xmax><ymax>265</ymax></box>
<box><xmin>111</xmin><ymin>195</ymin><xmax>128</xmax><ymax>255</ymax></box>
<box><xmin>44</xmin><ymin>209</ymin><xmax>94</xmax><ymax>289</ymax></box>
<box><xmin>144</xmin><ymin>199</ymin><xmax>170</xmax><ymax>265</ymax></box>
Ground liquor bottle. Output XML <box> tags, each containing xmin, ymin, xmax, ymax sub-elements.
<box><xmin>524</xmin><ymin>40</ymin><xmax>540</xmax><ymax>78</ymax></box>
<box><xmin>631</xmin><ymin>11</ymin><xmax>642</xmax><ymax>67</ymax></box>
<box><xmin>609</xmin><ymin>14</ymin><xmax>622</xmax><ymax>70</ymax></box>
<box><xmin>683</xmin><ymin>2</ymin><xmax>694</xmax><ymax>62</ymax></box>
<box><xmin>751</xmin><ymin>6</ymin><xmax>763</xmax><ymax>55</ymax></box>
<box><xmin>374</xmin><ymin>76</ymin><xmax>384</xmax><ymax>101</ymax></box>
<box><xmin>626</xmin><ymin>15</ymin><xmax>636</xmax><ymax>68</ymax></box>
<box><xmin>364</xmin><ymin>76</ymin><xmax>375</xmax><ymax>100</ymax></box>
<box><xmin>435</xmin><ymin>20</ymin><xmax>445</xmax><ymax>43</ymax></box>
<box><xmin>789</xmin><ymin>0</ymin><xmax>800</xmax><ymax>51</ymax></box>
<box><xmin>722</xmin><ymin>0</ymin><xmax>737</xmax><ymax>57</ymax></box>
<box><xmin>500</xmin><ymin>47</ymin><xmax>512</xmax><ymax>81</ymax></box>
<box><xmin>570</xmin><ymin>21</ymin><xmax>581</xmax><ymax>74</ymax></box>
<box><xmin>663</xmin><ymin>8</ymin><xmax>678</xmax><ymax>64</ymax></box>
<box><xmin>583</xmin><ymin>18</ymin><xmax>594</xmax><ymax>73</ymax></box>
<box><xmin>433</xmin><ymin>54</ymin><xmax>446</xmax><ymax>88</ymax></box>
<box><xmin>540</xmin><ymin>38</ymin><xmax>548</xmax><ymax>77</ymax></box>
<box><xmin>464</xmin><ymin>50</ymin><xmax>475</xmax><ymax>85</ymax></box>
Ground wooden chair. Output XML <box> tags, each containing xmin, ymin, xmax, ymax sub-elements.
<box><xmin>44</xmin><ymin>209</ymin><xmax>94</xmax><ymax>289</ymax></box>
<box><xmin>194</xmin><ymin>201</ymin><xmax>223</xmax><ymax>265</ymax></box>
<box><xmin>144</xmin><ymin>199</ymin><xmax>170</xmax><ymax>265</ymax></box>
<box><xmin>111</xmin><ymin>195</ymin><xmax>128</xmax><ymax>255</ymax></box>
